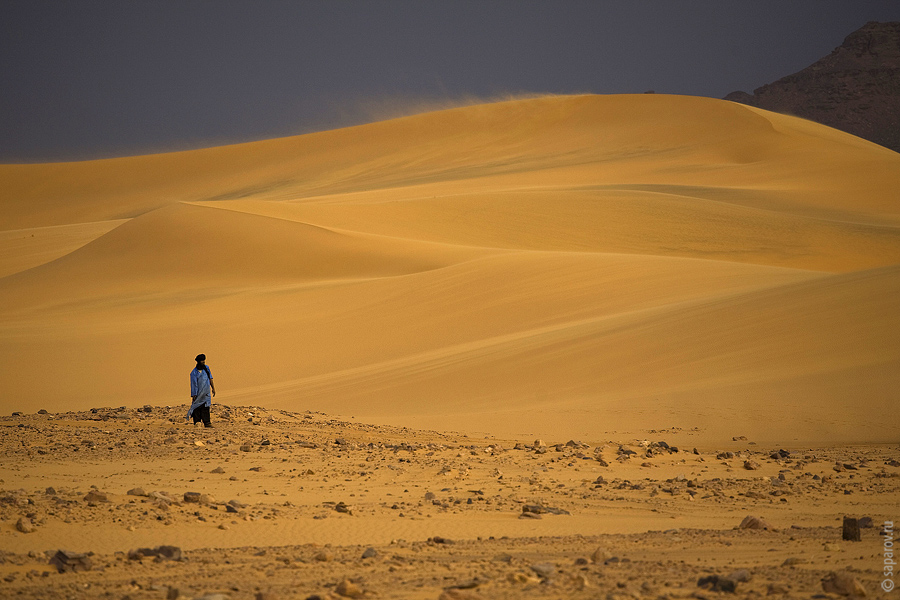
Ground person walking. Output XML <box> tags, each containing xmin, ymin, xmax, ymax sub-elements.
<box><xmin>188</xmin><ymin>354</ymin><xmax>216</xmax><ymax>427</ymax></box>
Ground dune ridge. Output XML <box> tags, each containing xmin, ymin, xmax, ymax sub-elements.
<box><xmin>1</xmin><ymin>94</ymin><xmax>899</xmax><ymax>446</ymax></box>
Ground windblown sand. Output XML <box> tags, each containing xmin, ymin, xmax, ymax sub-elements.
<box><xmin>1</xmin><ymin>94</ymin><xmax>898</xmax><ymax>598</ymax></box>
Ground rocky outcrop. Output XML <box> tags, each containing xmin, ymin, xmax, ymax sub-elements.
<box><xmin>725</xmin><ymin>21</ymin><xmax>900</xmax><ymax>153</ymax></box>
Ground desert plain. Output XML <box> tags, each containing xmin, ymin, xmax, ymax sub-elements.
<box><xmin>0</xmin><ymin>94</ymin><xmax>899</xmax><ymax>598</ymax></box>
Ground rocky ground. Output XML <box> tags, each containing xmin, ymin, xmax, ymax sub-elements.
<box><xmin>0</xmin><ymin>405</ymin><xmax>897</xmax><ymax>599</ymax></box>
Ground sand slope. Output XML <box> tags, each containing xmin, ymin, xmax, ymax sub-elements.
<box><xmin>1</xmin><ymin>94</ymin><xmax>899</xmax><ymax>445</ymax></box>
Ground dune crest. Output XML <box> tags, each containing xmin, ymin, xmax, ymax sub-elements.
<box><xmin>1</xmin><ymin>94</ymin><xmax>898</xmax><ymax>445</ymax></box>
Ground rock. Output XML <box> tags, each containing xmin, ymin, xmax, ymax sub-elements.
<box><xmin>184</xmin><ymin>492</ymin><xmax>201</xmax><ymax>503</ymax></box>
<box><xmin>821</xmin><ymin>571</ymin><xmax>867</xmax><ymax>596</ymax></box>
<box><xmin>227</xmin><ymin>499</ymin><xmax>248</xmax><ymax>509</ymax></box>
<box><xmin>334</xmin><ymin>501</ymin><xmax>352</xmax><ymax>515</ymax></box>
<box><xmin>781</xmin><ymin>557</ymin><xmax>806</xmax><ymax>566</ymax></box>
<box><xmin>724</xmin><ymin>22</ymin><xmax>900</xmax><ymax>154</ymax></box>
<box><xmin>211</xmin><ymin>466</ymin><xmax>226</xmax><ymax>474</ymax></box>
<box><xmin>313</xmin><ymin>551</ymin><xmax>333</xmax><ymax>562</ymax></box>
<box><xmin>530</xmin><ymin>563</ymin><xmax>556</xmax><ymax>579</ymax></box>
<box><xmin>15</xmin><ymin>517</ymin><xmax>35</xmax><ymax>533</ymax></box>
<box><xmin>49</xmin><ymin>549</ymin><xmax>93</xmax><ymax>573</ymax></box>
<box><xmin>37</xmin><ymin>409</ymin><xmax>48</xmax><ymax>414</ymax></box>
<box><xmin>824</xmin><ymin>542</ymin><xmax>842</xmax><ymax>552</ymax></box>
<box><xmin>743</xmin><ymin>460</ymin><xmax>760</xmax><ymax>470</ymax></box>
<box><xmin>83</xmin><ymin>490</ymin><xmax>109</xmax><ymax>503</ymax></box>
<box><xmin>767</xmin><ymin>582</ymin><xmax>790</xmax><ymax>595</ymax></box>
<box><xmin>591</xmin><ymin>547</ymin><xmax>612</xmax><ymax>563</ymax></box>
<box><xmin>842</xmin><ymin>516</ymin><xmax>861</xmax><ymax>541</ymax></box>
<box><xmin>429</xmin><ymin>536</ymin><xmax>453</xmax><ymax>544</ymax></box>
<box><xmin>522</xmin><ymin>503</ymin><xmax>569</xmax><ymax>516</ymax></box>
<box><xmin>728</xmin><ymin>569</ymin><xmax>752</xmax><ymax>582</ymax></box>
<box><xmin>128</xmin><ymin>545</ymin><xmax>183</xmax><ymax>561</ymax></box>
<box><xmin>240</xmin><ymin>444</ymin><xmax>253</xmax><ymax>452</ymax></box>
<box><xmin>148</xmin><ymin>490</ymin><xmax>177</xmax><ymax>504</ymax></box>
<box><xmin>507</xmin><ymin>571</ymin><xmax>540</xmax><ymax>585</ymax></box>
<box><xmin>126</xmin><ymin>487</ymin><xmax>147</xmax><ymax>497</ymax></box>
<box><xmin>739</xmin><ymin>515</ymin><xmax>772</xmax><ymax>530</ymax></box>
<box><xmin>334</xmin><ymin>579</ymin><xmax>364</xmax><ymax>598</ymax></box>
<box><xmin>770</xmin><ymin>449</ymin><xmax>790</xmax><ymax>459</ymax></box>
<box><xmin>361</xmin><ymin>547</ymin><xmax>378</xmax><ymax>559</ymax></box>
<box><xmin>439</xmin><ymin>590</ymin><xmax>482</xmax><ymax>600</ymax></box>
<box><xmin>697</xmin><ymin>575</ymin><xmax>737</xmax><ymax>593</ymax></box>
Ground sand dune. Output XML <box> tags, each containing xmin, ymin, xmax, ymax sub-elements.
<box><xmin>1</xmin><ymin>94</ymin><xmax>899</xmax><ymax>446</ymax></box>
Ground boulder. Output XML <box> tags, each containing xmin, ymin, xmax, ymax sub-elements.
<box><xmin>15</xmin><ymin>517</ymin><xmax>35</xmax><ymax>533</ymax></box>
<box><xmin>821</xmin><ymin>571</ymin><xmax>867</xmax><ymax>596</ymax></box>
<box><xmin>49</xmin><ymin>549</ymin><xmax>93</xmax><ymax>573</ymax></box>
<box><xmin>739</xmin><ymin>515</ymin><xmax>773</xmax><ymax>530</ymax></box>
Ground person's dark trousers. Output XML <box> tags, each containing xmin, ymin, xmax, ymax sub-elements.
<box><xmin>191</xmin><ymin>405</ymin><xmax>212</xmax><ymax>427</ymax></box>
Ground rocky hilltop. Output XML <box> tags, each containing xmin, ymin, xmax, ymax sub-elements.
<box><xmin>725</xmin><ymin>21</ymin><xmax>900</xmax><ymax>153</ymax></box>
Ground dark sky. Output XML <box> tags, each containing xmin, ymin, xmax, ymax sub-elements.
<box><xmin>3</xmin><ymin>1</ymin><xmax>900</xmax><ymax>163</ymax></box>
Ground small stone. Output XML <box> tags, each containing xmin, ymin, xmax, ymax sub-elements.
<box><xmin>218</xmin><ymin>523</ymin><xmax>229</xmax><ymax>530</ymax></box>
<box><xmin>184</xmin><ymin>492</ymin><xmax>201</xmax><ymax>503</ymax></box>
<box><xmin>83</xmin><ymin>490</ymin><xmax>109</xmax><ymax>503</ymax></box>
<box><xmin>767</xmin><ymin>582</ymin><xmax>790</xmax><ymax>595</ymax></box>
<box><xmin>240</xmin><ymin>444</ymin><xmax>252</xmax><ymax>452</ymax></box>
<box><xmin>194</xmin><ymin>440</ymin><xmax>205</xmax><ymax>446</ymax></box>
<box><xmin>824</xmin><ymin>542</ymin><xmax>842</xmax><ymax>552</ymax></box>
<box><xmin>738</xmin><ymin>515</ymin><xmax>772</xmax><ymax>530</ymax></box>
<box><xmin>126</xmin><ymin>487</ymin><xmax>147</xmax><ymax>497</ymax></box>
<box><xmin>591</xmin><ymin>547</ymin><xmax>612</xmax><ymax>563</ymax></box>
<box><xmin>16</xmin><ymin>517</ymin><xmax>35</xmax><ymax>533</ymax></box>
<box><xmin>821</xmin><ymin>571</ymin><xmax>867</xmax><ymax>596</ymax></box>
<box><xmin>743</xmin><ymin>460</ymin><xmax>760</xmax><ymax>470</ymax></box>
<box><xmin>334</xmin><ymin>579</ymin><xmax>364</xmax><ymax>598</ymax></box>
<box><xmin>313</xmin><ymin>551</ymin><xmax>333</xmax><ymax>562</ymax></box>
<box><xmin>211</xmin><ymin>466</ymin><xmax>226</xmax><ymax>474</ymax></box>
<box><xmin>507</xmin><ymin>572</ymin><xmax>540</xmax><ymax>585</ymax></box>
<box><xmin>37</xmin><ymin>409</ymin><xmax>48</xmax><ymax>414</ymax></box>
<box><xmin>361</xmin><ymin>547</ymin><xmax>378</xmax><ymax>559</ymax></box>
<box><xmin>698</xmin><ymin>575</ymin><xmax>737</xmax><ymax>592</ymax></box>
<box><xmin>439</xmin><ymin>590</ymin><xmax>482</xmax><ymax>600</ymax></box>
<box><xmin>728</xmin><ymin>569</ymin><xmax>752</xmax><ymax>582</ymax></box>
<box><xmin>530</xmin><ymin>563</ymin><xmax>556</xmax><ymax>579</ymax></box>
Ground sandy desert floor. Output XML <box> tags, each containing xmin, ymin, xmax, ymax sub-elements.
<box><xmin>2</xmin><ymin>94</ymin><xmax>900</xmax><ymax>598</ymax></box>
<box><xmin>1</xmin><ymin>406</ymin><xmax>897</xmax><ymax>599</ymax></box>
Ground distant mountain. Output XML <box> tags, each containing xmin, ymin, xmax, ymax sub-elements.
<box><xmin>725</xmin><ymin>21</ymin><xmax>900</xmax><ymax>153</ymax></box>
